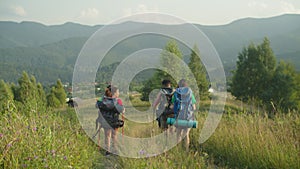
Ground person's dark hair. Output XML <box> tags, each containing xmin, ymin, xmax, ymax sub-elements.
<box><xmin>162</xmin><ymin>79</ymin><xmax>171</xmax><ymax>87</ymax></box>
<box><xmin>105</xmin><ymin>85</ymin><xmax>118</xmax><ymax>97</ymax></box>
<box><xmin>178</xmin><ymin>79</ymin><xmax>188</xmax><ymax>87</ymax></box>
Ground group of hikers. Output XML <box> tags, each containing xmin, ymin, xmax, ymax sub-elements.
<box><xmin>95</xmin><ymin>79</ymin><xmax>197</xmax><ymax>156</ymax></box>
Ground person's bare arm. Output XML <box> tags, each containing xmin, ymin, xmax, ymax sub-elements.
<box><xmin>152</xmin><ymin>93</ymin><xmax>161</xmax><ymax>109</ymax></box>
<box><xmin>193</xmin><ymin>104</ymin><xmax>196</xmax><ymax>111</ymax></box>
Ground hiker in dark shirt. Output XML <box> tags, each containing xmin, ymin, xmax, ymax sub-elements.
<box><xmin>153</xmin><ymin>80</ymin><xmax>175</xmax><ymax>135</ymax></box>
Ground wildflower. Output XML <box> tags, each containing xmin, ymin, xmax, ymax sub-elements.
<box><xmin>51</xmin><ymin>150</ymin><xmax>56</xmax><ymax>156</ymax></box>
<box><xmin>63</xmin><ymin>156</ymin><xmax>67</xmax><ymax>160</ymax></box>
<box><xmin>33</xmin><ymin>127</ymin><xmax>37</xmax><ymax>131</ymax></box>
<box><xmin>139</xmin><ymin>149</ymin><xmax>146</xmax><ymax>155</ymax></box>
<box><xmin>0</xmin><ymin>133</ymin><xmax>3</xmax><ymax>138</ymax></box>
<box><xmin>7</xmin><ymin>143</ymin><xmax>12</xmax><ymax>147</ymax></box>
<box><xmin>34</xmin><ymin>156</ymin><xmax>38</xmax><ymax>159</ymax></box>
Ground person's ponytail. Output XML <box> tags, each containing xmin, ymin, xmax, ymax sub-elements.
<box><xmin>105</xmin><ymin>85</ymin><xmax>113</xmax><ymax>97</ymax></box>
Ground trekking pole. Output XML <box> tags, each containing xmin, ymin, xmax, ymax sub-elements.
<box><xmin>122</xmin><ymin>111</ymin><xmax>124</xmax><ymax>144</ymax></box>
<box><xmin>92</xmin><ymin>127</ymin><xmax>100</xmax><ymax>139</ymax></box>
<box><xmin>98</xmin><ymin>128</ymin><xmax>101</xmax><ymax>151</ymax></box>
<box><xmin>92</xmin><ymin>127</ymin><xmax>101</xmax><ymax>151</ymax></box>
<box><xmin>152</xmin><ymin>109</ymin><xmax>156</xmax><ymax>137</ymax></box>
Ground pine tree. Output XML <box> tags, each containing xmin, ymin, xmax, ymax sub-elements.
<box><xmin>0</xmin><ymin>80</ymin><xmax>14</xmax><ymax>112</ymax></box>
<box><xmin>47</xmin><ymin>87</ymin><xmax>61</xmax><ymax>108</ymax></box>
<box><xmin>30</xmin><ymin>75</ymin><xmax>38</xmax><ymax>103</ymax></box>
<box><xmin>258</xmin><ymin>37</ymin><xmax>276</xmax><ymax>72</ymax></box>
<box><xmin>54</xmin><ymin>79</ymin><xmax>66</xmax><ymax>106</ymax></box>
<box><xmin>258</xmin><ymin>37</ymin><xmax>277</xmax><ymax>102</ymax></box>
<box><xmin>141</xmin><ymin>40</ymin><xmax>183</xmax><ymax>101</ymax></box>
<box><xmin>46</xmin><ymin>79</ymin><xmax>66</xmax><ymax>107</ymax></box>
<box><xmin>37</xmin><ymin>83</ymin><xmax>47</xmax><ymax>108</ymax></box>
<box><xmin>16</xmin><ymin>72</ymin><xmax>37</xmax><ymax>103</ymax></box>
<box><xmin>157</xmin><ymin>39</ymin><xmax>183</xmax><ymax>84</ymax></box>
<box><xmin>188</xmin><ymin>45</ymin><xmax>209</xmax><ymax>99</ymax></box>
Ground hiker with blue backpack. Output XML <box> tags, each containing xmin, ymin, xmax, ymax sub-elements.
<box><xmin>172</xmin><ymin>79</ymin><xmax>196</xmax><ymax>151</ymax></box>
<box><xmin>96</xmin><ymin>85</ymin><xmax>125</xmax><ymax>156</ymax></box>
<box><xmin>152</xmin><ymin>79</ymin><xmax>175</xmax><ymax>134</ymax></box>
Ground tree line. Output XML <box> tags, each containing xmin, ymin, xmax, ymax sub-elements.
<box><xmin>0</xmin><ymin>72</ymin><xmax>66</xmax><ymax>114</ymax></box>
<box><xmin>1</xmin><ymin>38</ymin><xmax>298</xmax><ymax>115</ymax></box>
<box><xmin>140</xmin><ymin>38</ymin><xmax>299</xmax><ymax>114</ymax></box>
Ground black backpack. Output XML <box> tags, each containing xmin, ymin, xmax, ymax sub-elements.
<box><xmin>96</xmin><ymin>96</ymin><xmax>124</xmax><ymax>128</ymax></box>
<box><xmin>156</xmin><ymin>87</ymin><xmax>174</xmax><ymax>118</ymax></box>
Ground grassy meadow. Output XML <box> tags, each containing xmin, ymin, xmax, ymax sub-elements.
<box><xmin>0</xmin><ymin>94</ymin><xmax>299</xmax><ymax>168</ymax></box>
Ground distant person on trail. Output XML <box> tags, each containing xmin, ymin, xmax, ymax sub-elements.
<box><xmin>96</xmin><ymin>85</ymin><xmax>125</xmax><ymax>156</ymax></box>
<box><xmin>172</xmin><ymin>79</ymin><xmax>196</xmax><ymax>152</ymax></box>
<box><xmin>152</xmin><ymin>79</ymin><xmax>175</xmax><ymax>134</ymax></box>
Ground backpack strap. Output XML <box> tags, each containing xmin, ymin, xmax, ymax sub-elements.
<box><xmin>160</xmin><ymin>87</ymin><xmax>174</xmax><ymax>109</ymax></box>
<box><xmin>158</xmin><ymin>88</ymin><xmax>174</xmax><ymax>117</ymax></box>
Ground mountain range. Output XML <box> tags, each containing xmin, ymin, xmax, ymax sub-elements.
<box><xmin>0</xmin><ymin>14</ymin><xmax>299</xmax><ymax>84</ymax></box>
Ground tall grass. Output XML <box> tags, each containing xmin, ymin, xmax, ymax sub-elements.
<box><xmin>198</xmin><ymin>112</ymin><xmax>300</xmax><ymax>169</ymax></box>
<box><xmin>2</xmin><ymin>94</ymin><xmax>299</xmax><ymax>168</ymax></box>
<box><xmin>0</xmin><ymin>102</ymin><xmax>101</xmax><ymax>168</ymax></box>
<box><xmin>119</xmin><ymin>147</ymin><xmax>209</xmax><ymax>169</ymax></box>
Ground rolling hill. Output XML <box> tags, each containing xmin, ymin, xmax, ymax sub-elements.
<box><xmin>0</xmin><ymin>14</ymin><xmax>299</xmax><ymax>84</ymax></box>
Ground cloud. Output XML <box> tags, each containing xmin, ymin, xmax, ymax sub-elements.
<box><xmin>123</xmin><ymin>4</ymin><xmax>159</xmax><ymax>17</ymax></box>
<box><xmin>247</xmin><ymin>1</ymin><xmax>300</xmax><ymax>16</ymax></box>
<box><xmin>123</xmin><ymin>8</ymin><xmax>132</xmax><ymax>17</ymax></box>
<box><xmin>120</xmin><ymin>4</ymin><xmax>185</xmax><ymax>24</ymax></box>
<box><xmin>11</xmin><ymin>5</ymin><xmax>26</xmax><ymax>16</ymax></box>
<box><xmin>136</xmin><ymin>4</ymin><xmax>149</xmax><ymax>13</ymax></box>
<box><xmin>248</xmin><ymin>1</ymin><xmax>268</xmax><ymax>9</ymax></box>
<box><xmin>80</xmin><ymin>8</ymin><xmax>99</xmax><ymax>19</ymax></box>
<box><xmin>76</xmin><ymin>7</ymin><xmax>111</xmax><ymax>25</ymax></box>
<box><xmin>279</xmin><ymin>1</ymin><xmax>300</xmax><ymax>14</ymax></box>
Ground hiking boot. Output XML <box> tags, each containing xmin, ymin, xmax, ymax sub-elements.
<box><xmin>105</xmin><ymin>151</ymin><xmax>111</xmax><ymax>156</ymax></box>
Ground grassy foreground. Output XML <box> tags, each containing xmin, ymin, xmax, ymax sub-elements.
<box><xmin>1</xmin><ymin>99</ymin><xmax>299</xmax><ymax>168</ymax></box>
<box><xmin>115</xmin><ymin>112</ymin><xmax>299</xmax><ymax>169</ymax></box>
<box><xmin>199</xmin><ymin>113</ymin><xmax>300</xmax><ymax>169</ymax></box>
<box><xmin>0</xmin><ymin>104</ymin><xmax>100</xmax><ymax>168</ymax></box>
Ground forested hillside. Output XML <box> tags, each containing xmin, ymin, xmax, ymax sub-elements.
<box><xmin>0</xmin><ymin>14</ymin><xmax>299</xmax><ymax>84</ymax></box>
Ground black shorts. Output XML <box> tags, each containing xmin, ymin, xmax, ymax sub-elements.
<box><xmin>159</xmin><ymin>113</ymin><xmax>175</xmax><ymax>129</ymax></box>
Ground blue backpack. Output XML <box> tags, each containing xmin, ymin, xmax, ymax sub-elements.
<box><xmin>173</xmin><ymin>87</ymin><xmax>194</xmax><ymax>120</ymax></box>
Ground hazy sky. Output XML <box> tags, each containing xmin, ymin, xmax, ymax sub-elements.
<box><xmin>0</xmin><ymin>0</ymin><xmax>300</xmax><ymax>25</ymax></box>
